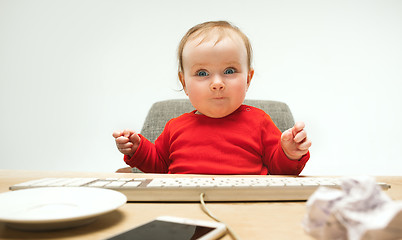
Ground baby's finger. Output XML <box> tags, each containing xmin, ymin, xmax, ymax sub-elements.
<box><xmin>129</xmin><ymin>132</ymin><xmax>141</xmax><ymax>144</ymax></box>
<box><xmin>112</xmin><ymin>131</ymin><xmax>122</xmax><ymax>138</ymax></box>
<box><xmin>123</xmin><ymin>129</ymin><xmax>134</xmax><ymax>138</ymax></box>
<box><xmin>281</xmin><ymin>129</ymin><xmax>293</xmax><ymax>142</ymax></box>
<box><xmin>119</xmin><ymin>147</ymin><xmax>133</xmax><ymax>155</ymax></box>
<box><xmin>293</xmin><ymin>130</ymin><xmax>307</xmax><ymax>143</ymax></box>
<box><xmin>117</xmin><ymin>142</ymin><xmax>133</xmax><ymax>150</ymax></box>
<box><xmin>298</xmin><ymin>139</ymin><xmax>312</xmax><ymax>151</ymax></box>
<box><xmin>296</xmin><ymin>149</ymin><xmax>309</xmax><ymax>157</ymax></box>
<box><xmin>115</xmin><ymin>136</ymin><xmax>130</xmax><ymax>144</ymax></box>
<box><xmin>292</xmin><ymin>122</ymin><xmax>305</xmax><ymax>136</ymax></box>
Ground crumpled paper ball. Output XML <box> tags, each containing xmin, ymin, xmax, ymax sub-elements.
<box><xmin>303</xmin><ymin>176</ymin><xmax>402</xmax><ymax>240</ymax></box>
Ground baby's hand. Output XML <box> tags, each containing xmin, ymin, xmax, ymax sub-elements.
<box><xmin>112</xmin><ymin>129</ymin><xmax>141</xmax><ymax>158</ymax></box>
<box><xmin>281</xmin><ymin>122</ymin><xmax>312</xmax><ymax>160</ymax></box>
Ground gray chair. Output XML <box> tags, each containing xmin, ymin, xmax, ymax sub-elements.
<box><xmin>118</xmin><ymin>99</ymin><xmax>295</xmax><ymax>173</ymax></box>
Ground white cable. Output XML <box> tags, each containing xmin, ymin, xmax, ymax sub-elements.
<box><xmin>200</xmin><ymin>193</ymin><xmax>241</xmax><ymax>240</ymax></box>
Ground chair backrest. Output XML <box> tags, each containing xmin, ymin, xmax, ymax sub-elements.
<box><xmin>140</xmin><ymin>99</ymin><xmax>295</xmax><ymax>143</ymax></box>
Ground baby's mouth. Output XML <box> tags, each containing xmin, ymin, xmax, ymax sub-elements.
<box><xmin>212</xmin><ymin>96</ymin><xmax>225</xmax><ymax>100</ymax></box>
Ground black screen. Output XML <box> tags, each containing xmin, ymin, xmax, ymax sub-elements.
<box><xmin>107</xmin><ymin>220</ymin><xmax>215</xmax><ymax>240</ymax></box>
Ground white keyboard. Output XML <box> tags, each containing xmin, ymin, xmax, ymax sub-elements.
<box><xmin>9</xmin><ymin>177</ymin><xmax>390</xmax><ymax>202</ymax></box>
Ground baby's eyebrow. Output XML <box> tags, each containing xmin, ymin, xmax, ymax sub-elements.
<box><xmin>224</xmin><ymin>61</ymin><xmax>241</xmax><ymax>66</ymax></box>
<box><xmin>190</xmin><ymin>64</ymin><xmax>208</xmax><ymax>70</ymax></box>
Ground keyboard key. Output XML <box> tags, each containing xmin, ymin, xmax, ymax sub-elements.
<box><xmin>122</xmin><ymin>181</ymin><xmax>142</xmax><ymax>188</ymax></box>
<box><xmin>88</xmin><ymin>181</ymin><xmax>110</xmax><ymax>187</ymax></box>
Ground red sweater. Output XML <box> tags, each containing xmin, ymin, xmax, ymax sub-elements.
<box><xmin>124</xmin><ymin>105</ymin><xmax>309</xmax><ymax>175</ymax></box>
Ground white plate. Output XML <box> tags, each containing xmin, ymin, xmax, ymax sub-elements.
<box><xmin>0</xmin><ymin>187</ymin><xmax>127</xmax><ymax>231</ymax></box>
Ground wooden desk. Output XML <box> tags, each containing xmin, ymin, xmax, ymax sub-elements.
<box><xmin>0</xmin><ymin>170</ymin><xmax>401</xmax><ymax>240</ymax></box>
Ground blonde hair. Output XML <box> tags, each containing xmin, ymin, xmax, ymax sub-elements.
<box><xmin>177</xmin><ymin>21</ymin><xmax>253</xmax><ymax>74</ymax></box>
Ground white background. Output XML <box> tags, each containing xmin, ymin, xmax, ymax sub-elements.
<box><xmin>1</xmin><ymin>0</ymin><xmax>401</xmax><ymax>175</ymax></box>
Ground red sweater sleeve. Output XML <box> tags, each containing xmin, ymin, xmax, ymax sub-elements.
<box><xmin>268</xmin><ymin>143</ymin><xmax>310</xmax><ymax>175</ymax></box>
<box><xmin>123</xmin><ymin>130</ymin><xmax>171</xmax><ymax>173</ymax></box>
<box><xmin>261</xmin><ymin>115</ymin><xmax>309</xmax><ymax>175</ymax></box>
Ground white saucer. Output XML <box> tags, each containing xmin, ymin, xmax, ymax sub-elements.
<box><xmin>0</xmin><ymin>187</ymin><xmax>127</xmax><ymax>231</ymax></box>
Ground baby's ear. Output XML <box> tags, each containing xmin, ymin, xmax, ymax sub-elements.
<box><xmin>178</xmin><ymin>72</ymin><xmax>188</xmax><ymax>94</ymax></box>
<box><xmin>247</xmin><ymin>68</ymin><xmax>254</xmax><ymax>87</ymax></box>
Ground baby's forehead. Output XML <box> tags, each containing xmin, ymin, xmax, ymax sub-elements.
<box><xmin>182</xmin><ymin>30</ymin><xmax>248</xmax><ymax>68</ymax></box>
<box><xmin>187</xmin><ymin>28</ymin><xmax>245</xmax><ymax>47</ymax></box>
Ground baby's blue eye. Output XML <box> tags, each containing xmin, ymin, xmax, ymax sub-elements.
<box><xmin>224</xmin><ymin>68</ymin><xmax>236</xmax><ymax>74</ymax></box>
<box><xmin>197</xmin><ymin>71</ymin><xmax>209</xmax><ymax>77</ymax></box>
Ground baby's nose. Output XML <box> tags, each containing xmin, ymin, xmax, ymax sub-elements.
<box><xmin>210</xmin><ymin>77</ymin><xmax>225</xmax><ymax>91</ymax></box>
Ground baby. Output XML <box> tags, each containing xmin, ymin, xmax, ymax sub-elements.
<box><xmin>113</xmin><ymin>21</ymin><xmax>311</xmax><ymax>175</ymax></box>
